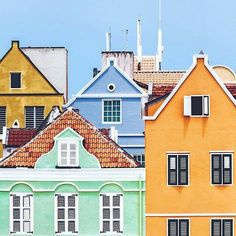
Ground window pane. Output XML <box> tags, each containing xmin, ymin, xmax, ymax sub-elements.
<box><xmin>68</xmin><ymin>221</ymin><xmax>75</xmax><ymax>232</ymax></box>
<box><xmin>13</xmin><ymin>221</ymin><xmax>20</xmax><ymax>232</ymax></box>
<box><xmin>113</xmin><ymin>209</ymin><xmax>120</xmax><ymax>219</ymax></box>
<box><xmin>23</xmin><ymin>209</ymin><xmax>30</xmax><ymax>220</ymax></box>
<box><xmin>68</xmin><ymin>209</ymin><xmax>75</xmax><ymax>219</ymax></box>
<box><xmin>224</xmin><ymin>170</ymin><xmax>231</xmax><ymax>184</ymax></box>
<box><xmin>13</xmin><ymin>196</ymin><xmax>20</xmax><ymax>207</ymax></box>
<box><xmin>11</xmin><ymin>73</ymin><xmax>21</xmax><ymax>88</ymax></box>
<box><xmin>103</xmin><ymin>221</ymin><xmax>110</xmax><ymax>232</ymax></box>
<box><xmin>212</xmin><ymin>220</ymin><xmax>221</xmax><ymax>236</ymax></box>
<box><xmin>168</xmin><ymin>220</ymin><xmax>178</xmax><ymax>236</ymax></box>
<box><xmin>70</xmin><ymin>143</ymin><xmax>76</xmax><ymax>150</ymax></box>
<box><xmin>170</xmin><ymin>157</ymin><xmax>176</xmax><ymax>169</ymax></box>
<box><xmin>113</xmin><ymin>221</ymin><xmax>120</xmax><ymax>232</ymax></box>
<box><xmin>224</xmin><ymin>156</ymin><xmax>230</xmax><ymax>168</ymax></box>
<box><xmin>58</xmin><ymin>221</ymin><xmax>65</xmax><ymax>232</ymax></box>
<box><xmin>179</xmin><ymin>220</ymin><xmax>189</xmax><ymax>236</ymax></box>
<box><xmin>191</xmin><ymin>96</ymin><xmax>203</xmax><ymax>115</ymax></box>
<box><xmin>58</xmin><ymin>196</ymin><xmax>65</xmax><ymax>207</ymax></box>
<box><xmin>223</xmin><ymin>220</ymin><xmax>233</xmax><ymax>236</ymax></box>
<box><xmin>103</xmin><ymin>196</ymin><xmax>110</xmax><ymax>207</ymax></box>
<box><xmin>68</xmin><ymin>196</ymin><xmax>75</xmax><ymax>207</ymax></box>
<box><xmin>23</xmin><ymin>196</ymin><xmax>30</xmax><ymax>207</ymax></box>
<box><xmin>23</xmin><ymin>221</ymin><xmax>30</xmax><ymax>233</ymax></box>
<box><xmin>58</xmin><ymin>209</ymin><xmax>65</xmax><ymax>219</ymax></box>
<box><xmin>13</xmin><ymin>209</ymin><xmax>20</xmax><ymax>219</ymax></box>
<box><xmin>113</xmin><ymin>196</ymin><xmax>120</xmax><ymax>207</ymax></box>
<box><xmin>103</xmin><ymin>209</ymin><xmax>110</xmax><ymax>219</ymax></box>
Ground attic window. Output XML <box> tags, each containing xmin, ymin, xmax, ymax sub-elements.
<box><xmin>184</xmin><ymin>95</ymin><xmax>209</xmax><ymax>117</ymax></box>
<box><xmin>58</xmin><ymin>140</ymin><xmax>78</xmax><ymax>167</ymax></box>
<box><xmin>107</xmin><ymin>83</ymin><xmax>116</xmax><ymax>92</ymax></box>
<box><xmin>10</xmin><ymin>73</ymin><xmax>21</xmax><ymax>88</ymax></box>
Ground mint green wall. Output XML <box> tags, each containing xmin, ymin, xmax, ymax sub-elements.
<box><xmin>36</xmin><ymin>128</ymin><xmax>100</xmax><ymax>169</ymax></box>
<box><xmin>0</xmin><ymin>180</ymin><xmax>145</xmax><ymax>235</ymax></box>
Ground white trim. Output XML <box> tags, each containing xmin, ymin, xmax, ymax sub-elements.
<box><xmin>118</xmin><ymin>133</ymin><xmax>144</xmax><ymax>137</ymax></box>
<box><xmin>2</xmin><ymin>126</ymin><xmax>7</xmax><ymax>144</ymax></box>
<box><xmin>144</xmin><ymin>54</ymin><xmax>236</xmax><ymax>120</ymax></box>
<box><xmin>167</xmin><ymin>218</ymin><xmax>190</xmax><ymax>236</ymax></box>
<box><xmin>65</xmin><ymin>63</ymin><xmax>146</xmax><ymax>107</ymax></box>
<box><xmin>147</xmin><ymin>213</ymin><xmax>236</xmax><ymax>217</ymax></box>
<box><xmin>107</xmin><ymin>83</ymin><xmax>116</xmax><ymax>93</ymax></box>
<box><xmin>120</xmin><ymin>145</ymin><xmax>145</xmax><ymax>148</ymax></box>
<box><xmin>210</xmin><ymin>218</ymin><xmax>234</xmax><ymax>236</ymax></box>
<box><xmin>12</xmin><ymin>120</ymin><xmax>20</xmax><ymax>128</ymax></box>
<box><xmin>0</xmin><ymin>168</ymin><xmax>145</xmax><ymax>182</ymax></box>
<box><xmin>73</xmin><ymin>94</ymin><xmax>147</xmax><ymax>98</ymax></box>
<box><xmin>102</xmin><ymin>99</ymin><xmax>122</xmax><ymax>124</ymax></box>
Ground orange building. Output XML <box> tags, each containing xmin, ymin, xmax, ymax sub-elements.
<box><xmin>145</xmin><ymin>53</ymin><xmax>236</xmax><ymax>236</ymax></box>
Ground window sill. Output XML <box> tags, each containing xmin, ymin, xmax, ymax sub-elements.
<box><xmin>56</xmin><ymin>165</ymin><xmax>81</xmax><ymax>169</ymax></box>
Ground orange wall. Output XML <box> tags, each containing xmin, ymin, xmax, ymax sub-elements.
<box><xmin>146</xmin><ymin>57</ymin><xmax>236</xmax><ymax>235</ymax></box>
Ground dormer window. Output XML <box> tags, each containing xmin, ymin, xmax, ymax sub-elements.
<box><xmin>10</xmin><ymin>72</ymin><xmax>21</xmax><ymax>88</ymax></box>
<box><xmin>58</xmin><ymin>140</ymin><xmax>78</xmax><ymax>167</ymax></box>
<box><xmin>184</xmin><ymin>95</ymin><xmax>209</xmax><ymax>117</ymax></box>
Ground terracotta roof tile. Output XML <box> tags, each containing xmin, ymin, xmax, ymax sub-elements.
<box><xmin>0</xmin><ymin>110</ymin><xmax>138</xmax><ymax>168</ymax></box>
<box><xmin>5</xmin><ymin>128</ymin><xmax>37</xmax><ymax>147</ymax></box>
<box><xmin>134</xmin><ymin>56</ymin><xmax>156</xmax><ymax>72</ymax></box>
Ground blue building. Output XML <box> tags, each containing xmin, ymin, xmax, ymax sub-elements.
<box><xmin>65</xmin><ymin>55</ymin><xmax>147</xmax><ymax>165</ymax></box>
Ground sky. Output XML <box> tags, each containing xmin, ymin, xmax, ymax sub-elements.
<box><xmin>1</xmin><ymin>0</ymin><xmax>236</xmax><ymax>98</ymax></box>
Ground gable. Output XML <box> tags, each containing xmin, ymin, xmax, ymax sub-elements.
<box><xmin>144</xmin><ymin>54</ymin><xmax>236</xmax><ymax>121</ymax></box>
<box><xmin>0</xmin><ymin>42</ymin><xmax>59</xmax><ymax>94</ymax></box>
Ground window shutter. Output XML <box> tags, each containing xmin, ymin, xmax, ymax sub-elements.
<box><xmin>183</xmin><ymin>96</ymin><xmax>191</xmax><ymax>116</ymax></box>
<box><xmin>223</xmin><ymin>154</ymin><xmax>232</xmax><ymax>184</ymax></box>
<box><xmin>0</xmin><ymin>107</ymin><xmax>6</xmax><ymax>134</ymax></box>
<box><xmin>223</xmin><ymin>219</ymin><xmax>233</xmax><ymax>236</ymax></box>
<box><xmin>212</xmin><ymin>220</ymin><xmax>221</xmax><ymax>236</ymax></box>
<box><xmin>178</xmin><ymin>155</ymin><xmax>188</xmax><ymax>185</ymax></box>
<box><xmin>35</xmin><ymin>106</ymin><xmax>44</xmax><ymax>128</ymax></box>
<box><xmin>179</xmin><ymin>219</ymin><xmax>189</xmax><ymax>236</ymax></box>
<box><xmin>168</xmin><ymin>220</ymin><xmax>178</xmax><ymax>236</ymax></box>
<box><xmin>168</xmin><ymin>156</ymin><xmax>177</xmax><ymax>185</ymax></box>
<box><xmin>203</xmin><ymin>96</ymin><xmax>209</xmax><ymax>116</ymax></box>
<box><xmin>212</xmin><ymin>155</ymin><xmax>222</xmax><ymax>184</ymax></box>
<box><xmin>25</xmin><ymin>107</ymin><xmax>35</xmax><ymax>128</ymax></box>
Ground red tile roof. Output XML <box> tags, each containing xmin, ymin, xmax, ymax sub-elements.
<box><xmin>0</xmin><ymin>110</ymin><xmax>138</xmax><ymax>168</ymax></box>
<box><xmin>5</xmin><ymin>128</ymin><xmax>37</xmax><ymax>147</ymax></box>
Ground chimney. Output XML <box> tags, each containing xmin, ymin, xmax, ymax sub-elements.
<box><xmin>12</xmin><ymin>40</ymin><xmax>19</xmax><ymax>48</ymax></box>
<box><xmin>106</xmin><ymin>32</ymin><xmax>111</xmax><ymax>51</ymax></box>
<box><xmin>137</xmin><ymin>19</ymin><xmax>143</xmax><ymax>63</ymax></box>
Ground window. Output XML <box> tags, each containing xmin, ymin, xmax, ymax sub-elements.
<box><xmin>168</xmin><ymin>219</ymin><xmax>189</xmax><ymax>236</ymax></box>
<box><xmin>103</xmin><ymin>100</ymin><xmax>121</xmax><ymax>123</ymax></box>
<box><xmin>211</xmin><ymin>219</ymin><xmax>233</xmax><ymax>236</ymax></box>
<box><xmin>55</xmin><ymin>194</ymin><xmax>78</xmax><ymax>234</ymax></box>
<box><xmin>133</xmin><ymin>154</ymin><xmax>145</xmax><ymax>166</ymax></box>
<box><xmin>10</xmin><ymin>73</ymin><xmax>21</xmax><ymax>88</ymax></box>
<box><xmin>168</xmin><ymin>154</ymin><xmax>189</xmax><ymax>185</ymax></box>
<box><xmin>107</xmin><ymin>83</ymin><xmax>116</xmax><ymax>92</ymax></box>
<box><xmin>0</xmin><ymin>106</ymin><xmax>6</xmax><ymax>134</ymax></box>
<box><xmin>211</xmin><ymin>153</ymin><xmax>232</xmax><ymax>184</ymax></box>
<box><xmin>100</xmin><ymin>194</ymin><xmax>123</xmax><ymax>234</ymax></box>
<box><xmin>184</xmin><ymin>95</ymin><xmax>209</xmax><ymax>116</ymax></box>
<box><xmin>10</xmin><ymin>193</ymin><xmax>33</xmax><ymax>233</ymax></box>
<box><xmin>25</xmin><ymin>106</ymin><xmax>44</xmax><ymax>128</ymax></box>
<box><xmin>58</xmin><ymin>140</ymin><xmax>78</xmax><ymax>167</ymax></box>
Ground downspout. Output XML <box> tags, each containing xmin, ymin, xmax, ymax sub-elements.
<box><xmin>139</xmin><ymin>174</ymin><xmax>142</xmax><ymax>236</ymax></box>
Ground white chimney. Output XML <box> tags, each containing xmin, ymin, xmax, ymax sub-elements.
<box><xmin>106</xmin><ymin>32</ymin><xmax>111</xmax><ymax>51</ymax></box>
<box><xmin>110</xmin><ymin>126</ymin><xmax>118</xmax><ymax>143</ymax></box>
<box><xmin>137</xmin><ymin>19</ymin><xmax>143</xmax><ymax>63</ymax></box>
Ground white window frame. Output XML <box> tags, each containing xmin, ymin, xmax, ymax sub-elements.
<box><xmin>54</xmin><ymin>193</ymin><xmax>78</xmax><ymax>234</ymax></box>
<box><xmin>10</xmin><ymin>193</ymin><xmax>34</xmax><ymax>234</ymax></box>
<box><xmin>184</xmin><ymin>95</ymin><xmax>210</xmax><ymax>117</ymax></box>
<box><xmin>100</xmin><ymin>193</ymin><xmax>123</xmax><ymax>234</ymax></box>
<box><xmin>210</xmin><ymin>218</ymin><xmax>234</xmax><ymax>236</ymax></box>
<box><xmin>102</xmin><ymin>99</ymin><xmax>122</xmax><ymax>124</ymax></box>
<box><xmin>210</xmin><ymin>152</ymin><xmax>233</xmax><ymax>186</ymax></box>
<box><xmin>58</xmin><ymin>139</ymin><xmax>78</xmax><ymax>167</ymax></box>
<box><xmin>167</xmin><ymin>218</ymin><xmax>190</xmax><ymax>236</ymax></box>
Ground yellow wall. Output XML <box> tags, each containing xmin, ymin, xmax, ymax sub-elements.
<box><xmin>146</xmin><ymin>57</ymin><xmax>236</xmax><ymax>235</ymax></box>
<box><xmin>0</xmin><ymin>41</ymin><xmax>64</xmax><ymax>157</ymax></box>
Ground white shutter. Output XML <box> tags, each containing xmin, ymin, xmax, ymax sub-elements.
<box><xmin>184</xmin><ymin>96</ymin><xmax>191</xmax><ymax>116</ymax></box>
<box><xmin>203</xmin><ymin>96</ymin><xmax>209</xmax><ymax>116</ymax></box>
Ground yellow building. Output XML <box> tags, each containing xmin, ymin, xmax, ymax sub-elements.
<box><xmin>145</xmin><ymin>53</ymin><xmax>236</xmax><ymax>235</ymax></box>
<box><xmin>0</xmin><ymin>41</ymin><xmax>65</xmax><ymax>157</ymax></box>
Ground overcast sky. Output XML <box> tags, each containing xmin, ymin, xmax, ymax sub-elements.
<box><xmin>1</xmin><ymin>0</ymin><xmax>236</xmax><ymax>98</ymax></box>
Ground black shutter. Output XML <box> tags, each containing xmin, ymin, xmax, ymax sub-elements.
<box><xmin>212</xmin><ymin>154</ymin><xmax>222</xmax><ymax>184</ymax></box>
<box><xmin>223</xmin><ymin>154</ymin><xmax>232</xmax><ymax>184</ymax></box>
<box><xmin>212</xmin><ymin>220</ymin><xmax>221</xmax><ymax>236</ymax></box>
<box><xmin>25</xmin><ymin>107</ymin><xmax>35</xmax><ymax>128</ymax></box>
<box><xmin>168</xmin><ymin>155</ymin><xmax>177</xmax><ymax>185</ymax></box>
<box><xmin>0</xmin><ymin>107</ymin><xmax>6</xmax><ymax>134</ymax></box>
<box><xmin>179</xmin><ymin>219</ymin><xmax>189</xmax><ymax>236</ymax></box>
<box><xmin>168</xmin><ymin>219</ymin><xmax>178</xmax><ymax>236</ymax></box>
<box><xmin>223</xmin><ymin>219</ymin><xmax>233</xmax><ymax>236</ymax></box>
<box><xmin>191</xmin><ymin>96</ymin><xmax>203</xmax><ymax>115</ymax></box>
<box><xmin>178</xmin><ymin>155</ymin><xmax>188</xmax><ymax>185</ymax></box>
<box><xmin>35</xmin><ymin>106</ymin><xmax>44</xmax><ymax>128</ymax></box>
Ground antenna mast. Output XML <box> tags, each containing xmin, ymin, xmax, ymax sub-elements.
<box><xmin>137</xmin><ymin>19</ymin><xmax>143</xmax><ymax>63</ymax></box>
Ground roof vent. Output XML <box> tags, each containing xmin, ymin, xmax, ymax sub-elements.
<box><xmin>199</xmin><ymin>50</ymin><xmax>204</xmax><ymax>55</ymax></box>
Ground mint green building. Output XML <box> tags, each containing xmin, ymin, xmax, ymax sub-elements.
<box><xmin>0</xmin><ymin>109</ymin><xmax>145</xmax><ymax>235</ymax></box>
